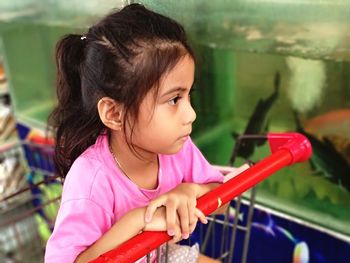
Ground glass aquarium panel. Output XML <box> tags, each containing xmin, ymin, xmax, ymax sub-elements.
<box><xmin>231</xmin><ymin>50</ymin><xmax>350</xmax><ymax>237</ymax></box>
<box><xmin>0</xmin><ymin>0</ymin><xmax>348</xmax><ymax>238</ymax></box>
<box><xmin>1</xmin><ymin>23</ymin><xmax>72</xmax><ymax>127</ymax></box>
<box><xmin>0</xmin><ymin>0</ymin><xmax>127</xmax><ymax>127</ymax></box>
<box><xmin>140</xmin><ymin>0</ymin><xmax>350</xmax><ymax>62</ymax></box>
<box><xmin>138</xmin><ymin>0</ymin><xmax>350</xmax><ymax>237</ymax></box>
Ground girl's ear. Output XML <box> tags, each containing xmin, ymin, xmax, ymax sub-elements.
<box><xmin>97</xmin><ymin>97</ymin><xmax>124</xmax><ymax>131</ymax></box>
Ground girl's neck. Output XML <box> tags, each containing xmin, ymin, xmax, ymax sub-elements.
<box><xmin>109</xmin><ymin>133</ymin><xmax>159</xmax><ymax>189</ymax></box>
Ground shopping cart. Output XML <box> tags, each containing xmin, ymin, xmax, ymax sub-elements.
<box><xmin>0</xmin><ymin>139</ymin><xmax>61</xmax><ymax>263</ymax></box>
<box><xmin>91</xmin><ymin>132</ymin><xmax>312</xmax><ymax>263</ymax></box>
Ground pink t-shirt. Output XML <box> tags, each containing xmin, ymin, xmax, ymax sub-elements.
<box><xmin>45</xmin><ymin>134</ymin><xmax>223</xmax><ymax>263</ymax></box>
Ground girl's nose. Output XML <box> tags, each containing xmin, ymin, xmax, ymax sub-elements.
<box><xmin>184</xmin><ymin>102</ymin><xmax>196</xmax><ymax>125</ymax></box>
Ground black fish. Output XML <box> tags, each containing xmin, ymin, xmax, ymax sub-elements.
<box><xmin>294</xmin><ymin>112</ymin><xmax>350</xmax><ymax>192</ymax></box>
<box><xmin>232</xmin><ymin>72</ymin><xmax>280</xmax><ymax>160</ymax></box>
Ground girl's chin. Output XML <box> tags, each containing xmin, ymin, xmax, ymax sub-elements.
<box><xmin>160</xmin><ymin>142</ymin><xmax>186</xmax><ymax>155</ymax></box>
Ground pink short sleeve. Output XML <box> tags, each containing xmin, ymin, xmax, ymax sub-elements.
<box><xmin>44</xmin><ymin>199</ymin><xmax>113</xmax><ymax>263</ymax></box>
<box><xmin>182</xmin><ymin>138</ymin><xmax>224</xmax><ymax>184</ymax></box>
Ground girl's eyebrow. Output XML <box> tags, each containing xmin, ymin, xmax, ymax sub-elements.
<box><xmin>160</xmin><ymin>87</ymin><xmax>187</xmax><ymax>98</ymax></box>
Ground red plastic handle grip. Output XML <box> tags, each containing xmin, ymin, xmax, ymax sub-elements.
<box><xmin>90</xmin><ymin>132</ymin><xmax>312</xmax><ymax>263</ymax></box>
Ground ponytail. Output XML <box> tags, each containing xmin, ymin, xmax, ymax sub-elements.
<box><xmin>49</xmin><ymin>34</ymin><xmax>104</xmax><ymax>178</ymax></box>
<box><xmin>55</xmin><ymin>34</ymin><xmax>85</xmax><ymax>110</ymax></box>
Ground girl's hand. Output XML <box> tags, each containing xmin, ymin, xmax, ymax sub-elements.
<box><xmin>143</xmin><ymin>206</ymin><xmax>167</xmax><ymax>231</ymax></box>
<box><xmin>144</xmin><ymin>183</ymin><xmax>208</xmax><ymax>241</ymax></box>
<box><xmin>142</xmin><ymin>206</ymin><xmax>177</xmax><ymax>244</ymax></box>
<box><xmin>143</xmin><ymin>206</ymin><xmax>206</xmax><ymax>244</ymax></box>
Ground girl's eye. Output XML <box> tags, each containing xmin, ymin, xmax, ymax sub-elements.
<box><xmin>169</xmin><ymin>96</ymin><xmax>180</xmax><ymax>105</ymax></box>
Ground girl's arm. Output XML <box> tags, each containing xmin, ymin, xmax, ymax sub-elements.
<box><xmin>75</xmin><ymin>205</ymin><xmax>206</xmax><ymax>262</ymax></box>
<box><xmin>144</xmin><ymin>182</ymin><xmax>217</xmax><ymax>241</ymax></box>
<box><xmin>77</xmin><ymin>164</ymin><xmax>250</xmax><ymax>262</ymax></box>
<box><xmin>74</xmin><ymin>206</ymin><xmax>177</xmax><ymax>262</ymax></box>
<box><xmin>74</xmin><ymin>207</ymin><xmax>146</xmax><ymax>262</ymax></box>
<box><xmin>144</xmin><ymin>164</ymin><xmax>250</xmax><ymax>238</ymax></box>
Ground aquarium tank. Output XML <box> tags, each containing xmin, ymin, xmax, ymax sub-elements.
<box><xmin>0</xmin><ymin>0</ymin><xmax>349</xmax><ymax>241</ymax></box>
<box><xmin>0</xmin><ymin>0</ymin><xmax>126</xmax><ymax>128</ymax></box>
<box><xmin>137</xmin><ymin>0</ymin><xmax>350</xmax><ymax>238</ymax></box>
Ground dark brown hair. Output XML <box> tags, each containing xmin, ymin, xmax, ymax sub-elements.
<box><xmin>49</xmin><ymin>3</ymin><xmax>194</xmax><ymax>177</ymax></box>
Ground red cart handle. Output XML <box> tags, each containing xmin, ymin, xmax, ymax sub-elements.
<box><xmin>90</xmin><ymin>132</ymin><xmax>312</xmax><ymax>263</ymax></box>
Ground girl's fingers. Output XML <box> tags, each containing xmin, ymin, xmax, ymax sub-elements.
<box><xmin>144</xmin><ymin>197</ymin><xmax>165</xmax><ymax>223</ymax></box>
<box><xmin>145</xmin><ymin>196</ymin><xmax>165</xmax><ymax>223</ymax></box>
<box><xmin>178</xmin><ymin>205</ymin><xmax>190</xmax><ymax>239</ymax></box>
<box><xmin>188</xmin><ymin>199</ymin><xmax>197</xmax><ymax>226</ymax></box>
<box><xmin>195</xmin><ymin>208</ymin><xmax>208</xmax><ymax>224</ymax></box>
<box><xmin>165</xmin><ymin>199</ymin><xmax>177</xmax><ymax>236</ymax></box>
<box><xmin>143</xmin><ymin>207</ymin><xmax>167</xmax><ymax>232</ymax></box>
<box><xmin>144</xmin><ymin>205</ymin><xmax>157</xmax><ymax>223</ymax></box>
<box><xmin>189</xmin><ymin>218</ymin><xmax>198</xmax><ymax>233</ymax></box>
<box><xmin>169</xmin><ymin>224</ymin><xmax>182</xmax><ymax>244</ymax></box>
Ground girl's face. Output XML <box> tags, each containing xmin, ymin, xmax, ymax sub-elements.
<box><xmin>129</xmin><ymin>55</ymin><xmax>196</xmax><ymax>155</ymax></box>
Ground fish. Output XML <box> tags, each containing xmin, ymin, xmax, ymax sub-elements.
<box><xmin>252</xmin><ymin>214</ymin><xmax>310</xmax><ymax>263</ymax></box>
<box><xmin>322</xmin><ymin>134</ymin><xmax>350</xmax><ymax>163</ymax></box>
<box><xmin>230</xmin><ymin>72</ymin><xmax>280</xmax><ymax>162</ymax></box>
<box><xmin>293</xmin><ymin>242</ymin><xmax>310</xmax><ymax>263</ymax></box>
<box><xmin>294</xmin><ymin>112</ymin><xmax>350</xmax><ymax>192</ymax></box>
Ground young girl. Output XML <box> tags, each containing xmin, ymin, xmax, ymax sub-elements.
<box><xmin>45</xmin><ymin>3</ymin><xmax>246</xmax><ymax>263</ymax></box>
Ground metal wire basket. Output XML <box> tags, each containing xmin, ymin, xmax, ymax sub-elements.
<box><xmin>0</xmin><ymin>140</ymin><xmax>61</xmax><ymax>263</ymax></box>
